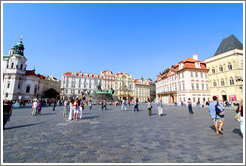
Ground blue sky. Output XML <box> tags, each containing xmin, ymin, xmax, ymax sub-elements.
<box><xmin>3</xmin><ymin>2</ymin><xmax>244</xmax><ymax>81</ymax></box>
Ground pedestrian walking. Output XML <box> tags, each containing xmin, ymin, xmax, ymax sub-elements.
<box><xmin>37</xmin><ymin>101</ymin><xmax>42</xmax><ymax>115</ymax></box>
<box><xmin>78</xmin><ymin>101</ymin><xmax>83</xmax><ymax>119</ymax></box>
<box><xmin>187</xmin><ymin>98</ymin><xmax>193</xmax><ymax>114</ymax></box>
<box><xmin>53</xmin><ymin>99</ymin><xmax>56</xmax><ymax>111</ymax></box>
<box><xmin>128</xmin><ymin>99</ymin><xmax>131</xmax><ymax>107</ymax></box>
<box><xmin>31</xmin><ymin>99</ymin><xmax>38</xmax><ymax>116</ymax></box>
<box><xmin>63</xmin><ymin>100</ymin><xmax>69</xmax><ymax>117</ymax></box>
<box><xmin>3</xmin><ymin>100</ymin><xmax>13</xmax><ymax>130</ymax></box>
<box><xmin>147</xmin><ymin>98</ymin><xmax>152</xmax><ymax>116</ymax></box>
<box><xmin>73</xmin><ymin>99</ymin><xmax>79</xmax><ymax>121</ymax></box>
<box><xmin>235</xmin><ymin>100</ymin><xmax>244</xmax><ymax>135</ymax></box>
<box><xmin>121</xmin><ymin>99</ymin><xmax>127</xmax><ymax>111</ymax></box>
<box><xmin>208</xmin><ymin>96</ymin><xmax>225</xmax><ymax>135</ymax></box>
<box><xmin>68</xmin><ymin>100</ymin><xmax>74</xmax><ymax>121</ymax></box>
<box><xmin>134</xmin><ymin>98</ymin><xmax>139</xmax><ymax>111</ymax></box>
<box><xmin>157</xmin><ymin>99</ymin><xmax>164</xmax><ymax>116</ymax></box>
<box><xmin>89</xmin><ymin>100</ymin><xmax>92</xmax><ymax>110</ymax></box>
<box><xmin>103</xmin><ymin>99</ymin><xmax>107</xmax><ymax>110</ymax></box>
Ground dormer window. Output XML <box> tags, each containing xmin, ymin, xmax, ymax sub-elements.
<box><xmin>179</xmin><ymin>63</ymin><xmax>184</xmax><ymax>70</ymax></box>
<box><xmin>195</xmin><ymin>62</ymin><xmax>201</xmax><ymax>68</ymax></box>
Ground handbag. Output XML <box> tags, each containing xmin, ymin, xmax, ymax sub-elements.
<box><xmin>216</xmin><ymin>102</ymin><xmax>225</xmax><ymax>116</ymax></box>
<box><xmin>235</xmin><ymin>112</ymin><xmax>241</xmax><ymax>122</ymax></box>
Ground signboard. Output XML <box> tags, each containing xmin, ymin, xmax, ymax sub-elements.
<box><xmin>229</xmin><ymin>95</ymin><xmax>237</xmax><ymax>102</ymax></box>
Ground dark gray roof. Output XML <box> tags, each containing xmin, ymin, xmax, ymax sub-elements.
<box><xmin>214</xmin><ymin>34</ymin><xmax>243</xmax><ymax>56</ymax></box>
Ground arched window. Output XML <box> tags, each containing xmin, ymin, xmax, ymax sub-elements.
<box><xmin>221</xmin><ymin>79</ymin><xmax>225</xmax><ymax>86</ymax></box>
<box><xmin>230</xmin><ymin>77</ymin><xmax>234</xmax><ymax>85</ymax></box>
<box><xmin>228</xmin><ymin>63</ymin><xmax>232</xmax><ymax>70</ymax></box>
<box><xmin>11</xmin><ymin>63</ymin><xmax>14</xmax><ymax>68</ymax></box>
<box><xmin>219</xmin><ymin>65</ymin><xmax>223</xmax><ymax>72</ymax></box>
<box><xmin>213</xmin><ymin>80</ymin><xmax>217</xmax><ymax>87</ymax></box>
<box><xmin>20</xmin><ymin>64</ymin><xmax>23</xmax><ymax>70</ymax></box>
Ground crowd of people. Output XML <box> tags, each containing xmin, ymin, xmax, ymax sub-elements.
<box><xmin>3</xmin><ymin>97</ymin><xmax>244</xmax><ymax>136</ymax></box>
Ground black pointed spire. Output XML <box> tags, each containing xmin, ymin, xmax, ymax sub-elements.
<box><xmin>214</xmin><ymin>34</ymin><xmax>243</xmax><ymax>56</ymax></box>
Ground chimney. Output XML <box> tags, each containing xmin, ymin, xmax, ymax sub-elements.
<box><xmin>193</xmin><ymin>54</ymin><xmax>198</xmax><ymax>60</ymax></box>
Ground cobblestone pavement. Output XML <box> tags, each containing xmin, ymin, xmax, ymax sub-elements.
<box><xmin>2</xmin><ymin>103</ymin><xmax>244</xmax><ymax>163</ymax></box>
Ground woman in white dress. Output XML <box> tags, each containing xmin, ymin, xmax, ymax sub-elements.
<box><xmin>68</xmin><ymin>100</ymin><xmax>74</xmax><ymax>121</ymax></box>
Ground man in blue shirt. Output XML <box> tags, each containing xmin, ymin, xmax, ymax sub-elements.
<box><xmin>209</xmin><ymin>96</ymin><xmax>225</xmax><ymax>135</ymax></box>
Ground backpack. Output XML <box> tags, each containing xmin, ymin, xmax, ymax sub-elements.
<box><xmin>215</xmin><ymin>102</ymin><xmax>225</xmax><ymax>116</ymax></box>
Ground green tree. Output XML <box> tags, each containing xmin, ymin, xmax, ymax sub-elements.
<box><xmin>43</xmin><ymin>88</ymin><xmax>59</xmax><ymax>98</ymax></box>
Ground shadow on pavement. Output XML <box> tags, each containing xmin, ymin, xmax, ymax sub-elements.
<box><xmin>210</xmin><ymin>126</ymin><xmax>216</xmax><ymax>132</ymax></box>
<box><xmin>83</xmin><ymin>116</ymin><xmax>100</xmax><ymax>120</ymax></box>
<box><xmin>233</xmin><ymin>128</ymin><xmax>243</xmax><ymax>138</ymax></box>
<box><xmin>4</xmin><ymin>122</ymin><xmax>45</xmax><ymax>130</ymax></box>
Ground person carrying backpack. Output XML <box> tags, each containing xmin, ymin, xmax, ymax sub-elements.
<box><xmin>208</xmin><ymin>96</ymin><xmax>225</xmax><ymax>135</ymax></box>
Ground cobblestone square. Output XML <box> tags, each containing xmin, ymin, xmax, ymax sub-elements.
<box><xmin>3</xmin><ymin>104</ymin><xmax>244</xmax><ymax>163</ymax></box>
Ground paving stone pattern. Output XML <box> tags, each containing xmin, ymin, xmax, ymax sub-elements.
<box><xmin>3</xmin><ymin>104</ymin><xmax>243</xmax><ymax>163</ymax></box>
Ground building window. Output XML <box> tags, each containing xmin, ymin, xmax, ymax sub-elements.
<box><xmin>229</xmin><ymin>77</ymin><xmax>234</xmax><ymax>85</ymax></box>
<box><xmin>34</xmin><ymin>85</ymin><xmax>37</xmax><ymax>94</ymax></box>
<box><xmin>201</xmin><ymin>73</ymin><xmax>203</xmax><ymax>78</ymax></box>
<box><xmin>196</xmin><ymin>83</ymin><xmax>199</xmax><ymax>90</ymax></box>
<box><xmin>221</xmin><ymin>79</ymin><xmax>225</xmax><ymax>86</ymax></box>
<box><xmin>7</xmin><ymin>82</ymin><xmax>10</xmax><ymax>88</ymax></box>
<box><xmin>228</xmin><ymin>63</ymin><xmax>232</xmax><ymax>70</ymax></box>
<box><xmin>195</xmin><ymin>72</ymin><xmax>198</xmax><ymax>77</ymax></box>
<box><xmin>191</xmin><ymin>83</ymin><xmax>194</xmax><ymax>90</ymax></box>
<box><xmin>18</xmin><ymin>82</ymin><xmax>21</xmax><ymax>89</ymax></box>
<box><xmin>11</xmin><ymin>63</ymin><xmax>14</xmax><ymax>68</ymax></box>
<box><xmin>191</xmin><ymin>72</ymin><xmax>193</xmax><ymax>77</ymax></box>
<box><xmin>179</xmin><ymin>84</ymin><xmax>181</xmax><ymax>91</ymax></box>
<box><xmin>212</xmin><ymin>68</ymin><xmax>215</xmax><ymax>73</ymax></box>
<box><xmin>202</xmin><ymin>84</ymin><xmax>204</xmax><ymax>90</ymax></box>
<box><xmin>26</xmin><ymin>85</ymin><xmax>30</xmax><ymax>93</ymax></box>
<box><xmin>66</xmin><ymin>89</ymin><xmax>68</xmax><ymax>93</ymax></box>
<box><xmin>219</xmin><ymin>65</ymin><xmax>223</xmax><ymax>72</ymax></box>
<box><xmin>213</xmin><ymin>80</ymin><xmax>217</xmax><ymax>87</ymax></box>
<box><xmin>20</xmin><ymin>64</ymin><xmax>23</xmax><ymax>70</ymax></box>
<box><xmin>193</xmin><ymin>97</ymin><xmax>196</xmax><ymax>103</ymax></box>
<box><xmin>183</xmin><ymin>84</ymin><xmax>185</xmax><ymax>90</ymax></box>
<box><xmin>78</xmin><ymin>90</ymin><xmax>81</xmax><ymax>94</ymax></box>
<box><xmin>206</xmin><ymin>84</ymin><xmax>209</xmax><ymax>90</ymax></box>
<box><xmin>6</xmin><ymin>93</ymin><xmax>8</xmax><ymax>97</ymax></box>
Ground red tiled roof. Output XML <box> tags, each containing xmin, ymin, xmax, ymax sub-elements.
<box><xmin>37</xmin><ymin>74</ymin><xmax>45</xmax><ymax>79</ymax></box>
<box><xmin>170</xmin><ymin>57</ymin><xmax>207</xmax><ymax>70</ymax></box>
<box><xmin>63</xmin><ymin>72</ymin><xmax>72</xmax><ymax>76</ymax></box>
<box><xmin>26</xmin><ymin>70</ymin><xmax>37</xmax><ymax>76</ymax></box>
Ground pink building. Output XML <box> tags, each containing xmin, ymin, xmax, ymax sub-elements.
<box><xmin>101</xmin><ymin>70</ymin><xmax>115</xmax><ymax>91</ymax></box>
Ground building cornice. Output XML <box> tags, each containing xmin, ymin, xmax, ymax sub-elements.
<box><xmin>204</xmin><ymin>49</ymin><xmax>243</xmax><ymax>63</ymax></box>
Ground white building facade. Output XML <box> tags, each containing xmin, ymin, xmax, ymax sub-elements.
<box><xmin>61</xmin><ymin>72</ymin><xmax>103</xmax><ymax>99</ymax></box>
<box><xmin>3</xmin><ymin>37</ymin><xmax>61</xmax><ymax>101</ymax></box>
<box><xmin>156</xmin><ymin>54</ymin><xmax>210</xmax><ymax>105</ymax></box>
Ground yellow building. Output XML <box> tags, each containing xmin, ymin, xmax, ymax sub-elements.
<box><xmin>134</xmin><ymin>78</ymin><xmax>150</xmax><ymax>102</ymax></box>
<box><xmin>114</xmin><ymin>72</ymin><xmax>135</xmax><ymax>100</ymax></box>
<box><xmin>204</xmin><ymin>34</ymin><xmax>243</xmax><ymax>103</ymax></box>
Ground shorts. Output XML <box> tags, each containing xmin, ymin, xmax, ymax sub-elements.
<box><xmin>212</xmin><ymin>118</ymin><xmax>224</xmax><ymax>123</ymax></box>
<box><xmin>74</xmin><ymin>108</ymin><xmax>79</xmax><ymax>113</ymax></box>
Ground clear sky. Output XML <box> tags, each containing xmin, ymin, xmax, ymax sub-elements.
<box><xmin>3</xmin><ymin>2</ymin><xmax>244</xmax><ymax>81</ymax></box>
